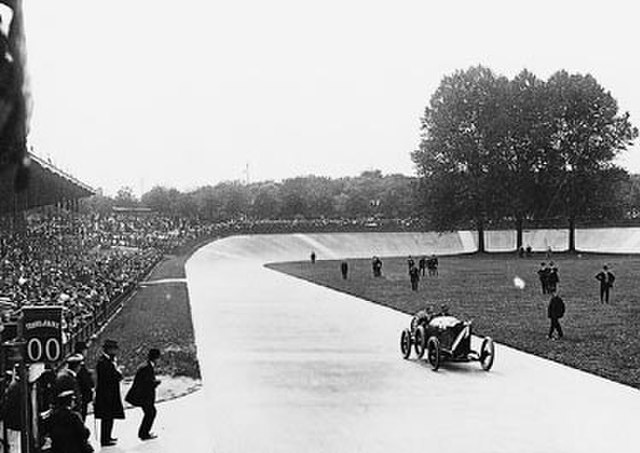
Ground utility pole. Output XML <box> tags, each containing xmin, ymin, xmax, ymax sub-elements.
<box><xmin>244</xmin><ymin>162</ymin><xmax>250</xmax><ymax>185</ymax></box>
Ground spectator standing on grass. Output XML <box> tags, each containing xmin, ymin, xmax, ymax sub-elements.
<box><xmin>537</xmin><ymin>262</ymin><xmax>549</xmax><ymax>294</ymax></box>
<box><xmin>407</xmin><ymin>256</ymin><xmax>415</xmax><ymax>272</ymax></box>
<box><xmin>547</xmin><ymin>262</ymin><xmax>559</xmax><ymax>293</ymax></box>
<box><xmin>371</xmin><ymin>256</ymin><xmax>382</xmax><ymax>277</ymax></box>
<box><xmin>74</xmin><ymin>342</ymin><xmax>94</xmax><ymax>422</ymax></box>
<box><xmin>125</xmin><ymin>348</ymin><xmax>161</xmax><ymax>441</ymax></box>
<box><xmin>340</xmin><ymin>261</ymin><xmax>348</xmax><ymax>280</ymax></box>
<box><xmin>547</xmin><ymin>290</ymin><xmax>565</xmax><ymax>340</ymax></box>
<box><xmin>418</xmin><ymin>256</ymin><xmax>427</xmax><ymax>276</ymax></box>
<box><xmin>310</xmin><ymin>251</ymin><xmax>316</xmax><ymax>264</ymax></box>
<box><xmin>525</xmin><ymin>244</ymin><xmax>532</xmax><ymax>257</ymax></box>
<box><xmin>427</xmin><ymin>254</ymin><xmax>439</xmax><ymax>276</ymax></box>
<box><xmin>94</xmin><ymin>339</ymin><xmax>125</xmax><ymax>447</ymax></box>
<box><xmin>595</xmin><ymin>265</ymin><xmax>616</xmax><ymax>304</ymax></box>
<box><xmin>409</xmin><ymin>265</ymin><xmax>420</xmax><ymax>291</ymax></box>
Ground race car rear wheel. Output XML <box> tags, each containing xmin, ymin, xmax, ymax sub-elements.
<box><xmin>427</xmin><ymin>337</ymin><xmax>441</xmax><ymax>371</ymax></box>
<box><xmin>480</xmin><ymin>337</ymin><xmax>495</xmax><ymax>371</ymax></box>
<box><xmin>414</xmin><ymin>326</ymin><xmax>426</xmax><ymax>359</ymax></box>
<box><xmin>400</xmin><ymin>329</ymin><xmax>412</xmax><ymax>359</ymax></box>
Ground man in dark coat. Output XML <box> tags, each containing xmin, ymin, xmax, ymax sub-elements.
<box><xmin>547</xmin><ymin>290</ymin><xmax>565</xmax><ymax>340</ymax></box>
<box><xmin>94</xmin><ymin>339</ymin><xmax>124</xmax><ymax>447</ymax></box>
<box><xmin>595</xmin><ymin>265</ymin><xmax>616</xmax><ymax>303</ymax></box>
<box><xmin>371</xmin><ymin>256</ymin><xmax>382</xmax><ymax>277</ymax></box>
<box><xmin>74</xmin><ymin>341</ymin><xmax>94</xmax><ymax>422</ymax></box>
<box><xmin>310</xmin><ymin>251</ymin><xmax>316</xmax><ymax>264</ymax></box>
<box><xmin>409</xmin><ymin>265</ymin><xmax>420</xmax><ymax>291</ymax></box>
<box><xmin>48</xmin><ymin>390</ymin><xmax>93</xmax><ymax>453</ymax></box>
<box><xmin>407</xmin><ymin>256</ymin><xmax>415</xmax><ymax>272</ymax></box>
<box><xmin>126</xmin><ymin>348</ymin><xmax>161</xmax><ymax>440</ymax></box>
<box><xmin>418</xmin><ymin>256</ymin><xmax>427</xmax><ymax>276</ymax></box>
<box><xmin>547</xmin><ymin>262</ymin><xmax>559</xmax><ymax>293</ymax></box>
<box><xmin>427</xmin><ymin>254</ymin><xmax>439</xmax><ymax>276</ymax></box>
<box><xmin>537</xmin><ymin>262</ymin><xmax>549</xmax><ymax>294</ymax></box>
<box><xmin>340</xmin><ymin>261</ymin><xmax>348</xmax><ymax>280</ymax></box>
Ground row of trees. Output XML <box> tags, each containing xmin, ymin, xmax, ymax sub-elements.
<box><xmin>82</xmin><ymin>66</ymin><xmax>639</xmax><ymax>251</ymax></box>
<box><xmin>412</xmin><ymin>66</ymin><xmax>638</xmax><ymax>251</ymax></box>
<box><xmin>84</xmin><ymin>171</ymin><xmax>418</xmax><ymax>220</ymax></box>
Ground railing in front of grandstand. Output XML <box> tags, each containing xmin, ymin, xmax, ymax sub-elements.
<box><xmin>62</xmin><ymin>257</ymin><xmax>161</xmax><ymax>357</ymax></box>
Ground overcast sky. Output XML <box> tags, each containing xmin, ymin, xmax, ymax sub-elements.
<box><xmin>21</xmin><ymin>0</ymin><xmax>640</xmax><ymax>195</ymax></box>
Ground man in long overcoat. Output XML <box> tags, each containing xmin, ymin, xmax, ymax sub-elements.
<box><xmin>94</xmin><ymin>339</ymin><xmax>124</xmax><ymax>446</ymax></box>
<box><xmin>547</xmin><ymin>290</ymin><xmax>565</xmax><ymax>340</ymax></box>
<box><xmin>126</xmin><ymin>348</ymin><xmax>161</xmax><ymax>440</ymax></box>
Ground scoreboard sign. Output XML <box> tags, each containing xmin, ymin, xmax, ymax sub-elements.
<box><xmin>21</xmin><ymin>306</ymin><xmax>63</xmax><ymax>363</ymax></box>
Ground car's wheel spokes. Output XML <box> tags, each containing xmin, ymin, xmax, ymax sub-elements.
<box><xmin>400</xmin><ymin>329</ymin><xmax>412</xmax><ymax>359</ymax></box>
<box><xmin>480</xmin><ymin>337</ymin><xmax>495</xmax><ymax>371</ymax></box>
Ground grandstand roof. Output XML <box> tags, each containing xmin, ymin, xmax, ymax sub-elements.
<box><xmin>0</xmin><ymin>152</ymin><xmax>94</xmax><ymax>215</ymax></box>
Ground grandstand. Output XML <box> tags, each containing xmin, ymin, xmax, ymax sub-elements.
<box><xmin>0</xmin><ymin>151</ymin><xmax>94</xmax><ymax>218</ymax></box>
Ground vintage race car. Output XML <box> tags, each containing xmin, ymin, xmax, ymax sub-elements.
<box><xmin>400</xmin><ymin>310</ymin><xmax>495</xmax><ymax>371</ymax></box>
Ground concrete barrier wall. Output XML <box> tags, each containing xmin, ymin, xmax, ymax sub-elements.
<box><xmin>199</xmin><ymin>228</ymin><xmax>640</xmax><ymax>264</ymax></box>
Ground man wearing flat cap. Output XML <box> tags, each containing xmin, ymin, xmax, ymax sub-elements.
<box><xmin>54</xmin><ymin>353</ymin><xmax>84</xmax><ymax>414</ymax></box>
<box><xmin>48</xmin><ymin>390</ymin><xmax>93</xmax><ymax>453</ymax></box>
<box><xmin>94</xmin><ymin>339</ymin><xmax>124</xmax><ymax>447</ymax></box>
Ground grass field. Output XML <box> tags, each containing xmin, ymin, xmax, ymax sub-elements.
<box><xmin>268</xmin><ymin>252</ymin><xmax>640</xmax><ymax>389</ymax></box>
<box><xmin>85</xmin><ymin>240</ymin><xmax>210</xmax><ymax>381</ymax></box>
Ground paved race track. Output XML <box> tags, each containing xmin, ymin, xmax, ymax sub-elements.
<box><xmin>180</xmin><ymin>230</ymin><xmax>640</xmax><ymax>453</ymax></box>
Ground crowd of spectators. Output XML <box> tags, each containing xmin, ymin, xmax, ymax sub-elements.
<box><xmin>0</xmin><ymin>211</ymin><xmax>425</xmax><ymax>343</ymax></box>
<box><xmin>209</xmin><ymin>217</ymin><xmax>426</xmax><ymax>235</ymax></box>
<box><xmin>0</xmin><ymin>212</ymin><xmax>217</xmax><ymax>342</ymax></box>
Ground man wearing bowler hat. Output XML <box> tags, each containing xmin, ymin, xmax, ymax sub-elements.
<box><xmin>94</xmin><ymin>339</ymin><xmax>124</xmax><ymax>447</ymax></box>
<box><xmin>126</xmin><ymin>348</ymin><xmax>162</xmax><ymax>440</ymax></box>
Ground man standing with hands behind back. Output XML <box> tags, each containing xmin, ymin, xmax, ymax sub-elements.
<box><xmin>595</xmin><ymin>264</ymin><xmax>616</xmax><ymax>303</ymax></box>
<box><xmin>95</xmin><ymin>339</ymin><xmax>125</xmax><ymax>447</ymax></box>
<box><xmin>126</xmin><ymin>348</ymin><xmax>162</xmax><ymax>441</ymax></box>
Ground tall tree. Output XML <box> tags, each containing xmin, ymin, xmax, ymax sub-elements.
<box><xmin>543</xmin><ymin>71</ymin><xmax>638</xmax><ymax>250</ymax></box>
<box><xmin>412</xmin><ymin>65</ymin><xmax>508</xmax><ymax>251</ymax></box>
<box><xmin>414</xmin><ymin>66</ymin><xmax>638</xmax><ymax>252</ymax></box>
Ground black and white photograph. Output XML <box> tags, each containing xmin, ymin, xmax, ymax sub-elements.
<box><xmin>1</xmin><ymin>0</ymin><xmax>640</xmax><ymax>451</ymax></box>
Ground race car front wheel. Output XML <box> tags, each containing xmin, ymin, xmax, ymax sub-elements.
<box><xmin>480</xmin><ymin>337</ymin><xmax>495</xmax><ymax>371</ymax></box>
<box><xmin>400</xmin><ymin>329</ymin><xmax>412</xmax><ymax>359</ymax></box>
<box><xmin>414</xmin><ymin>326</ymin><xmax>426</xmax><ymax>359</ymax></box>
<box><xmin>427</xmin><ymin>337</ymin><xmax>441</xmax><ymax>371</ymax></box>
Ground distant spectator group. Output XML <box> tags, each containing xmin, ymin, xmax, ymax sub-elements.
<box><xmin>537</xmin><ymin>262</ymin><xmax>559</xmax><ymax>294</ymax></box>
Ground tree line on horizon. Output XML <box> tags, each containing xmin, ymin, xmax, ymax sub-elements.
<box><xmin>82</xmin><ymin>65</ymin><xmax>640</xmax><ymax>251</ymax></box>
<box><xmin>84</xmin><ymin>170</ymin><xmax>419</xmax><ymax>221</ymax></box>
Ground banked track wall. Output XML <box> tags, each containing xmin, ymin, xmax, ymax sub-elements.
<box><xmin>185</xmin><ymin>230</ymin><xmax>640</xmax><ymax>453</ymax></box>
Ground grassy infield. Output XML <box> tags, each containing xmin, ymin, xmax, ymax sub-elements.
<box><xmin>268</xmin><ymin>252</ymin><xmax>640</xmax><ymax>389</ymax></box>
